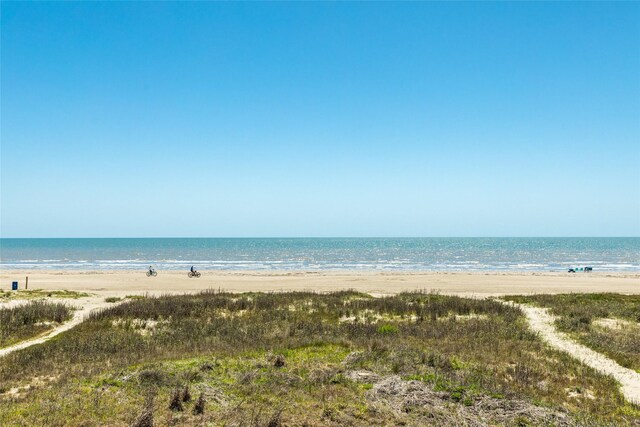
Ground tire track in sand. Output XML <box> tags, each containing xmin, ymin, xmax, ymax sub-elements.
<box><xmin>512</xmin><ymin>302</ymin><xmax>640</xmax><ymax>405</ymax></box>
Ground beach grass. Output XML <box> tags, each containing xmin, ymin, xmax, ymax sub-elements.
<box><xmin>0</xmin><ymin>300</ymin><xmax>73</xmax><ymax>348</ymax></box>
<box><xmin>0</xmin><ymin>291</ymin><xmax>638</xmax><ymax>426</ymax></box>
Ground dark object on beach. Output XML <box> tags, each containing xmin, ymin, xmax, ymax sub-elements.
<box><xmin>273</xmin><ymin>354</ymin><xmax>286</xmax><ymax>368</ymax></box>
<box><xmin>568</xmin><ymin>267</ymin><xmax>592</xmax><ymax>273</ymax></box>
<box><xmin>182</xmin><ymin>385</ymin><xmax>192</xmax><ymax>403</ymax></box>
<box><xmin>188</xmin><ymin>270</ymin><xmax>201</xmax><ymax>278</ymax></box>
<box><xmin>169</xmin><ymin>389</ymin><xmax>184</xmax><ymax>411</ymax></box>
<box><xmin>193</xmin><ymin>392</ymin><xmax>206</xmax><ymax>415</ymax></box>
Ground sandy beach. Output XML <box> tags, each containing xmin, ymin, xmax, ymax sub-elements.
<box><xmin>2</xmin><ymin>270</ymin><xmax>638</xmax><ymax>299</ymax></box>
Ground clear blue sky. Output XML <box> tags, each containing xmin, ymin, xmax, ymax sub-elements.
<box><xmin>1</xmin><ymin>2</ymin><xmax>639</xmax><ymax>237</ymax></box>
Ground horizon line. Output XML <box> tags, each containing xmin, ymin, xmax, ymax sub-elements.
<box><xmin>1</xmin><ymin>236</ymin><xmax>639</xmax><ymax>239</ymax></box>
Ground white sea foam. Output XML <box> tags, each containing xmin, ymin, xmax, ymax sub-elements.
<box><xmin>1</xmin><ymin>238</ymin><xmax>638</xmax><ymax>272</ymax></box>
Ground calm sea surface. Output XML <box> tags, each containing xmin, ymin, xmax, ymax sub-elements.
<box><xmin>0</xmin><ymin>238</ymin><xmax>638</xmax><ymax>272</ymax></box>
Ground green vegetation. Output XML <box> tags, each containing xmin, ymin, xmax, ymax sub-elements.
<box><xmin>0</xmin><ymin>289</ymin><xmax>90</xmax><ymax>301</ymax></box>
<box><xmin>0</xmin><ymin>291</ymin><xmax>638</xmax><ymax>426</ymax></box>
<box><xmin>104</xmin><ymin>295</ymin><xmax>146</xmax><ymax>303</ymax></box>
<box><xmin>0</xmin><ymin>301</ymin><xmax>73</xmax><ymax>347</ymax></box>
<box><xmin>503</xmin><ymin>294</ymin><xmax>640</xmax><ymax>373</ymax></box>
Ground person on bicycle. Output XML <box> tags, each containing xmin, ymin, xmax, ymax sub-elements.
<box><xmin>149</xmin><ymin>266</ymin><xmax>154</xmax><ymax>274</ymax></box>
<box><xmin>190</xmin><ymin>265</ymin><xmax>196</xmax><ymax>273</ymax></box>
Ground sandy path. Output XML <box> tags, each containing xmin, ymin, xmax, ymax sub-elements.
<box><xmin>0</xmin><ymin>299</ymin><xmax>32</xmax><ymax>309</ymax></box>
<box><xmin>513</xmin><ymin>302</ymin><xmax>640</xmax><ymax>405</ymax></box>
<box><xmin>0</xmin><ymin>297</ymin><xmax>114</xmax><ymax>358</ymax></box>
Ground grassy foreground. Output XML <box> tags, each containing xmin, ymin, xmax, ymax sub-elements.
<box><xmin>504</xmin><ymin>294</ymin><xmax>640</xmax><ymax>374</ymax></box>
<box><xmin>0</xmin><ymin>291</ymin><xmax>638</xmax><ymax>426</ymax></box>
<box><xmin>0</xmin><ymin>300</ymin><xmax>72</xmax><ymax>347</ymax></box>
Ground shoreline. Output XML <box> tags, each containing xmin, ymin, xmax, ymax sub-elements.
<box><xmin>1</xmin><ymin>270</ymin><xmax>639</xmax><ymax>298</ymax></box>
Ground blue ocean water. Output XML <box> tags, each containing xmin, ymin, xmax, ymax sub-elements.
<box><xmin>1</xmin><ymin>238</ymin><xmax>638</xmax><ymax>272</ymax></box>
